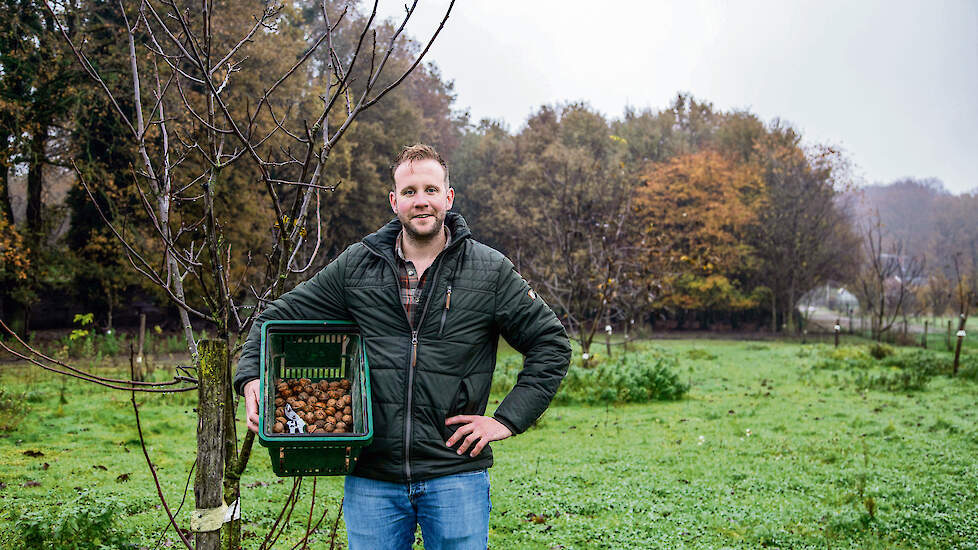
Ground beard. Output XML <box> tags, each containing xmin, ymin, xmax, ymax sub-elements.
<box><xmin>401</xmin><ymin>212</ymin><xmax>445</xmax><ymax>242</ymax></box>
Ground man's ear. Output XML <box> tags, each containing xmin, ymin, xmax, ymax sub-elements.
<box><xmin>389</xmin><ymin>190</ymin><xmax>397</xmax><ymax>213</ymax></box>
<box><xmin>446</xmin><ymin>187</ymin><xmax>455</xmax><ymax>210</ymax></box>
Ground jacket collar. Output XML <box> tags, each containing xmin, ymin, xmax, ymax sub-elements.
<box><xmin>361</xmin><ymin>211</ymin><xmax>471</xmax><ymax>261</ymax></box>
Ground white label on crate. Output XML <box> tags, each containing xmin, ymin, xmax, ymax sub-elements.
<box><xmin>284</xmin><ymin>403</ymin><xmax>306</xmax><ymax>434</ymax></box>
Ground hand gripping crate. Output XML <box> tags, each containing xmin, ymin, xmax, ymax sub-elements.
<box><xmin>258</xmin><ymin>320</ymin><xmax>373</xmax><ymax>476</ymax></box>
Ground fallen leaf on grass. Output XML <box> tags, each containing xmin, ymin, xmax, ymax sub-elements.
<box><xmin>524</xmin><ymin>512</ymin><xmax>548</xmax><ymax>524</ymax></box>
<box><xmin>93</xmin><ymin>465</ymin><xmax>107</xmax><ymax>471</ymax></box>
<box><xmin>247</xmin><ymin>481</ymin><xmax>269</xmax><ymax>488</ymax></box>
<box><xmin>22</xmin><ymin>450</ymin><xmax>43</xmax><ymax>457</ymax></box>
<box><xmin>23</xmin><ymin>480</ymin><xmax>41</xmax><ymax>487</ymax></box>
<box><xmin>116</xmin><ymin>473</ymin><xmax>131</xmax><ymax>482</ymax></box>
<box><xmin>0</xmin><ymin>481</ymin><xmax>7</xmax><ymax>489</ymax></box>
<box><xmin>42</xmin><ymin>463</ymin><xmax>49</xmax><ymax>470</ymax></box>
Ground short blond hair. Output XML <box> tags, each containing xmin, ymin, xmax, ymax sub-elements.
<box><xmin>390</xmin><ymin>143</ymin><xmax>450</xmax><ymax>188</ymax></box>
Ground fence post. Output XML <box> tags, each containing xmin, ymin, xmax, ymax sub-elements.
<box><xmin>946</xmin><ymin>320</ymin><xmax>953</xmax><ymax>351</ymax></box>
<box><xmin>922</xmin><ymin>320</ymin><xmax>928</xmax><ymax>349</ymax></box>
<box><xmin>953</xmin><ymin>314</ymin><xmax>967</xmax><ymax>376</ymax></box>
<box><xmin>834</xmin><ymin>319</ymin><xmax>840</xmax><ymax>348</ymax></box>
<box><xmin>135</xmin><ymin>313</ymin><xmax>146</xmax><ymax>381</ymax></box>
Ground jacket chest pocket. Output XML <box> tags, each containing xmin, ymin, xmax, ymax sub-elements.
<box><xmin>436</xmin><ymin>285</ymin><xmax>494</xmax><ymax>338</ymax></box>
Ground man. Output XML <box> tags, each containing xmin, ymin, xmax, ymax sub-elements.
<box><xmin>235</xmin><ymin>143</ymin><xmax>571</xmax><ymax>549</ymax></box>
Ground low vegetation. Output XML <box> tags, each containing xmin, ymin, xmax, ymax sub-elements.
<box><xmin>1</xmin><ymin>339</ymin><xmax>975</xmax><ymax>549</ymax></box>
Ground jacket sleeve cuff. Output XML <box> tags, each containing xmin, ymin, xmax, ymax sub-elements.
<box><xmin>234</xmin><ymin>376</ymin><xmax>258</xmax><ymax>397</ymax></box>
<box><xmin>492</xmin><ymin>413</ymin><xmax>520</xmax><ymax>436</ymax></box>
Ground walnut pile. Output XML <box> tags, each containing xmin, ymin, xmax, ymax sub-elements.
<box><xmin>271</xmin><ymin>378</ymin><xmax>354</xmax><ymax>434</ymax></box>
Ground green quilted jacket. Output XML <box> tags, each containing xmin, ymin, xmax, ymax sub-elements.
<box><xmin>234</xmin><ymin>212</ymin><xmax>571</xmax><ymax>482</ymax></box>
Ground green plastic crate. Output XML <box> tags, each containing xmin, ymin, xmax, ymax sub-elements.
<box><xmin>258</xmin><ymin>320</ymin><xmax>373</xmax><ymax>476</ymax></box>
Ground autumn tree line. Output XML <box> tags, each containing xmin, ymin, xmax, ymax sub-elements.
<box><xmin>1</xmin><ymin>0</ymin><xmax>976</xmax><ymax>357</ymax></box>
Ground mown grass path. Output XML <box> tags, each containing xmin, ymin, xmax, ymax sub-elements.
<box><xmin>1</xmin><ymin>340</ymin><xmax>976</xmax><ymax>549</ymax></box>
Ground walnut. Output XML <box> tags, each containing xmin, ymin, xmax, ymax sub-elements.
<box><xmin>291</xmin><ymin>400</ymin><xmax>306</xmax><ymax>411</ymax></box>
<box><xmin>274</xmin><ymin>397</ymin><xmax>285</xmax><ymax>407</ymax></box>
<box><xmin>275</xmin><ymin>407</ymin><xmax>284</xmax><ymax>417</ymax></box>
<box><xmin>340</xmin><ymin>379</ymin><xmax>351</xmax><ymax>390</ymax></box>
<box><xmin>324</xmin><ymin>422</ymin><xmax>335</xmax><ymax>432</ymax></box>
<box><xmin>343</xmin><ymin>406</ymin><xmax>352</xmax><ymax>415</ymax></box>
<box><xmin>326</xmin><ymin>398</ymin><xmax>337</xmax><ymax>408</ymax></box>
<box><xmin>314</xmin><ymin>410</ymin><xmax>327</xmax><ymax>421</ymax></box>
<box><xmin>299</xmin><ymin>378</ymin><xmax>312</xmax><ymax>386</ymax></box>
<box><xmin>273</xmin><ymin>422</ymin><xmax>284</xmax><ymax>433</ymax></box>
<box><xmin>298</xmin><ymin>391</ymin><xmax>310</xmax><ymax>401</ymax></box>
<box><xmin>307</xmin><ymin>395</ymin><xmax>318</xmax><ymax>405</ymax></box>
<box><xmin>335</xmin><ymin>421</ymin><xmax>348</xmax><ymax>432</ymax></box>
<box><xmin>275</xmin><ymin>415</ymin><xmax>287</xmax><ymax>424</ymax></box>
<box><xmin>342</xmin><ymin>414</ymin><xmax>353</xmax><ymax>424</ymax></box>
<box><xmin>328</xmin><ymin>380</ymin><xmax>340</xmax><ymax>390</ymax></box>
<box><xmin>280</xmin><ymin>387</ymin><xmax>292</xmax><ymax>398</ymax></box>
<box><xmin>324</xmin><ymin>407</ymin><xmax>336</xmax><ymax>416</ymax></box>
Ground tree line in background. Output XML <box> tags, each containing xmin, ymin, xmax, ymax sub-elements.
<box><xmin>1</xmin><ymin>0</ymin><xmax>976</xmax><ymax>357</ymax></box>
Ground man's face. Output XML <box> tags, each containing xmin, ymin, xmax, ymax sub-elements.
<box><xmin>390</xmin><ymin>159</ymin><xmax>455</xmax><ymax>241</ymax></box>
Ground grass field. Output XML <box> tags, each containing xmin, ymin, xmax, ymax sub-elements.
<box><xmin>1</xmin><ymin>339</ymin><xmax>976</xmax><ymax>549</ymax></box>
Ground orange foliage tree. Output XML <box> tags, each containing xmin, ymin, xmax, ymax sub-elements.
<box><xmin>634</xmin><ymin>150</ymin><xmax>763</xmax><ymax>326</ymax></box>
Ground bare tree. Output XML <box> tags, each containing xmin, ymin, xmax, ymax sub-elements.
<box><xmin>855</xmin><ymin>210</ymin><xmax>925</xmax><ymax>341</ymax></box>
<box><xmin>2</xmin><ymin>1</ymin><xmax>455</xmax><ymax>548</ymax></box>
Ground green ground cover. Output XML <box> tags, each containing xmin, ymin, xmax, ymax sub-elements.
<box><xmin>1</xmin><ymin>340</ymin><xmax>976</xmax><ymax>549</ymax></box>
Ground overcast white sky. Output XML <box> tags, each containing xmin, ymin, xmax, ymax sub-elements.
<box><xmin>374</xmin><ymin>0</ymin><xmax>977</xmax><ymax>194</ymax></box>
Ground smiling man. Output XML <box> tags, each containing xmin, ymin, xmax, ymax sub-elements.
<box><xmin>235</xmin><ymin>144</ymin><xmax>571</xmax><ymax>550</ymax></box>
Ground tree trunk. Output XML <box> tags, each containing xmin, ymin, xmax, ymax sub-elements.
<box><xmin>0</xmin><ymin>132</ymin><xmax>13</xmax><ymax>222</ymax></box>
<box><xmin>195</xmin><ymin>339</ymin><xmax>229</xmax><ymax>550</ymax></box>
<box><xmin>26</xmin><ymin>122</ymin><xmax>48</xmax><ymax>236</ymax></box>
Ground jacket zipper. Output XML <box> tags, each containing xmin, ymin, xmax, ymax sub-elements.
<box><xmin>438</xmin><ymin>285</ymin><xmax>452</xmax><ymax>337</ymax></box>
<box><xmin>362</xmin><ymin>241</ymin><xmax>446</xmax><ymax>484</ymax></box>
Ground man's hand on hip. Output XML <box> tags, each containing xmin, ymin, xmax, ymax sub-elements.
<box><xmin>444</xmin><ymin>415</ymin><xmax>512</xmax><ymax>457</ymax></box>
<box><xmin>244</xmin><ymin>379</ymin><xmax>260</xmax><ymax>433</ymax></box>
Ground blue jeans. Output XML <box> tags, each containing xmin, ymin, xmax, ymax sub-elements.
<box><xmin>343</xmin><ymin>470</ymin><xmax>490</xmax><ymax>550</ymax></box>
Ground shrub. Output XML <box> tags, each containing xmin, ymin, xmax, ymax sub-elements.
<box><xmin>813</xmin><ymin>346</ymin><xmax>874</xmax><ymax>371</ymax></box>
<box><xmin>98</xmin><ymin>330</ymin><xmax>122</xmax><ymax>357</ymax></box>
<box><xmin>11</xmin><ymin>489</ymin><xmax>138</xmax><ymax>549</ymax></box>
<box><xmin>881</xmin><ymin>350</ymin><xmax>951</xmax><ymax>376</ymax></box>
<box><xmin>0</xmin><ymin>384</ymin><xmax>30</xmax><ymax>432</ymax></box>
<box><xmin>868</xmin><ymin>343</ymin><xmax>894</xmax><ymax>360</ymax></box>
<box><xmin>852</xmin><ymin>368</ymin><xmax>931</xmax><ymax>392</ymax></box>
<box><xmin>553</xmin><ymin>349</ymin><xmax>689</xmax><ymax>405</ymax></box>
<box><xmin>685</xmin><ymin>348</ymin><xmax>717</xmax><ymax>361</ymax></box>
<box><xmin>493</xmin><ymin>349</ymin><xmax>689</xmax><ymax>405</ymax></box>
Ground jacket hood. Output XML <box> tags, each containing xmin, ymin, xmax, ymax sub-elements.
<box><xmin>361</xmin><ymin>211</ymin><xmax>471</xmax><ymax>259</ymax></box>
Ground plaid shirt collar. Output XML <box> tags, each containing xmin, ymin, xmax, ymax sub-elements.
<box><xmin>395</xmin><ymin>226</ymin><xmax>451</xmax><ymax>328</ymax></box>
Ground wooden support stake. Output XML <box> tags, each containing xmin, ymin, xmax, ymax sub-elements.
<box><xmin>135</xmin><ymin>313</ymin><xmax>146</xmax><ymax>381</ymax></box>
<box><xmin>953</xmin><ymin>315</ymin><xmax>967</xmax><ymax>376</ymax></box>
